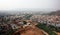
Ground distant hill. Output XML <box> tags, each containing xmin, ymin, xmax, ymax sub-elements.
<box><xmin>48</xmin><ymin>10</ymin><xmax>60</xmax><ymax>15</ymax></box>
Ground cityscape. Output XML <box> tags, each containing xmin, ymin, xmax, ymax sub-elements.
<box><xmin>0</xmin><ymin>0</ymin><xmax>60</xmax><ymax>35</ymax></box>
<box><xmin>0</xmin><ymin>10</ymin><xmax>60</xmax><ymax>35</ymax></box>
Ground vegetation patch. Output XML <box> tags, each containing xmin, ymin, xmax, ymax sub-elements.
<box><xmin>36</xmin><ymin>23</ymin><xmax>57</xmax><ymax>35</ymax></box>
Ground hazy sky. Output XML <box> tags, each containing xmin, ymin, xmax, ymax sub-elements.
<box><xmin>0</xmin><ymin>0</ymin><xmax>60</xmax><ymax>11</ymax></box>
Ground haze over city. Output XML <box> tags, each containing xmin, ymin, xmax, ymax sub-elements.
<box><xmin>0</xmin><ymin>0</ymin><xmax>60</xmax><ymax>13</ymax></box>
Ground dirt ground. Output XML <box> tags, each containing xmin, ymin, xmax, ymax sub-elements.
<box><xmin>21</xmin><ymin>27</ymin><xmax>44</xmax><ymax>35</ymax></box>
<box><xmin>13</xmin><ymin>26</ymin><xmax>45</xmax><ymax>35</ymax></box>
<box><xmin>57</xmin><ymin>32</ymin><xmax>60</xmax><ymax>35</ymax></box>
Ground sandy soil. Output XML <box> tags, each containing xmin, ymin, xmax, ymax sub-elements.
<box><xmin>57</xmin><ymin>32</ymin><xmax>60</xmax><ymax>35</ymax></box>
<box><xmin>13</xmin><ymin>26</ymin><xmax>44</xmax><ymax>35</ymax></box>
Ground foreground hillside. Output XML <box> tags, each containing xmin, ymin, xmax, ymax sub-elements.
<box><xmin>13</xmin><ymin>26</ymin><xmax>45</xmax><ymax>35</ymax></box>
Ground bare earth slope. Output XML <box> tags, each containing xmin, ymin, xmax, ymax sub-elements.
<box><xmin>13</xmin><ymin>26</ymin><xmax>44</xmax><ymax>35</ymax></box>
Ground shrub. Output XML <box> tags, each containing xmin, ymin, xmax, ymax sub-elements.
<box><xmin>36</xmin><ymin>23</ymin><xmax>57</xmax><ymax>35</ymax></box>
